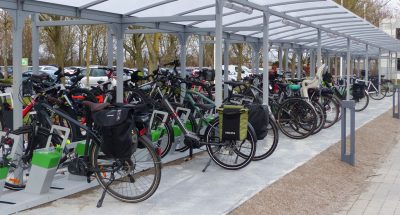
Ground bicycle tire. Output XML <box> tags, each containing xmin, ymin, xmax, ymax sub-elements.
<box><xmin>311</xmin><ymin>101</ymin><xmax>326</xmax><ymax>135</ymax></box>
<box><xmin>369</xmin><ymin>86</ymin><xmax>386</xmax><ymax>100</ymax></box>
<box><xmin>321</xmin><ymin>95</ymin><xmax>339</xmax><ymax>129</ymax></box>
<box><xmin>252</xmin><ymin>115</ymin><xmax>279</xmax><ymax>161</ymax></box>
<box><xmin>151</xmin><ymin>115</ymin><xmax>173</xmax><ymax>158</ymax></box>
<box><xmin>354</xmin><ymin>91</ymin><xmax>369</xmax><ymax>112</ymax></box>
<box><xmin>205</xmin><ymin>118</ymin><xmax>256</xmax><ymax>170</ymax></box>
<box><xmin>91</xmin><ymin>135</ymin><xmax>161</xmax><ymax>203</ymax></box>
<box><xmin>276</xmin><ymin>98</ymin><xmax>317</xmax><ymax>139</ymax></box>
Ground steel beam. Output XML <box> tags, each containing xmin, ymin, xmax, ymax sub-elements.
<box><xmin>115</xmin><ymin>24</ymin><xmax>124</xmax><ymax>103</ymax></box>
<box><xmin>124</xmin><ymin>0</ymin><xmax>177</xmax><ymax>16</ymax></box>
<box><xmin>214</xmin><ymin>0</ymin><xmax>224</xmax><ymax>107</ymax></box>
<box><xmin>365</xmin><ymin>44</ymin><xmax>369</xmax><ymax>82</ymax></box>
<box><xmin>107</xmin><ymin>25</ymin><xmax>113</xmax><ymax>67</ymax></box>
<box><xmin>262</xmin><ymin>11</ymin><xmax>270</xmax><ymax>106</ymax></box>
<box><xmin>346</xmin><ymin>38</ymin><xmax>351</xmax><ymax>100</ymax></box>
<box><xmin>317</xmin><ymin>29</ymin><xmax>322</xmax><ymax>68</ymax></box>
<box><xmin>122</xmin><ymin>15</ymin><xmax>215</xmax><ymax>23</ymax></box>
<box><xmin>31</xmin><ymin>14</ymin><xmax>39</xmax><ymax>74</ymax></box>
<box><xmin>297</xmin><ymin>48</ymin><xmax>302</xmax><ymax>79</ymax></box>
<box><xmin>199</xmin><ymin>36</ymin><xmax>204</xmax><ymax>69</ymax></box>
<box><xmin>223</xmin><ymin>40</ymin><xmax>229</xmax><ymax>99</ymax></box>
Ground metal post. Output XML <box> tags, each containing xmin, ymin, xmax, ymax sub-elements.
<box><xmin>214</xmin><ymin>0</ymin><xmax>224</xmax><ymax>107</ymax></box>
<box><xmin>393</xmin><ymin>85</ymin><xmax>400</xmax><ymax>119</ymax></box>
<box><xmin>340</xmin><ymin>55</ymin><xmax>343</xmax><ymax>78</ymax></box>
<box><xmin>278</xmin><ymin>46</ymin><xmax>283</xmax><ymax>71</ymax></box>
<box><xmin>262</xmin><ymin>11</ymin><xmax>270</xmax><ymax>106</ymax></box>
<box><xmin>378</xmin><ymin>49</ymin><xmax>382</xmax><ymax>93</ymax></box>
<box><xmin>365</xmin><ymin>44</ymin><xmax>369</xmax><ymax>82</ymax></box>
<box><xmin>254</xmin><ymin>43</ymin><xmax>260</xmax><ymax>74</ymax></box>
<box><xmin>387</xmin><ymin>52</ymin><xmax>391</xmax><ymax>81</ymax></box>
<box><xmin>346</xmin><ymin>38</ymin><xmax>351</xmax><ymax>100</ymax></box>
<box><xmin>179</xmin><ymin>33</ymin><xmax>188</xmax><ymax>103</ymax></box>
<box><xmin>327</xmin><ymin>53</ymin><xmax>331</xmax><ymax>74</ymax></box>
<box><xmin>341</xmin><ymin>100</ymin><xmax>356</xmax><ymax>166</ymax></box>
<box><xmin>284</xmin><ymin>48</ymin><xmax>289</xmax><ymax>74</ymax></box>
<box><xmin>115</xmin><ymin>24</ymin><xmax>124</xmax><ymax>103</ymax></box>
<box><xmin>317</xmin><ymin>29</ymin><xmax>322</xmax><ymax>68</ymax></box>
<box><xmin>297</xmin><ymin>48</ymin><xmax>302</xmax><ymax>79</ymax></box>
<box><xmin>11</xmin><ymin>10</ymin><xmax>28</xmax><ymax>130</ymax></box>
<box><xmin>31</xmin><ymin>14</ymin><xmax>39</xmax><ymax>74</ymax></box>
<box><xmin>107</xmin><ymin>25</ymin><xmax>113</xmax><ymax>68</ymax></box>
<box><xmin>199</xmin><ymin>35</ymin><xmax>204</xmax><ymax>69</ymax></box>
<box><xmin>223</xmin><ymin>40</ymin><xmax>229</xmax><ymax>99</ymax></box>
<box><xmin>310</xmin><ymin>50</ymin><xmax>315</xmax><ymax>77</ymax></box>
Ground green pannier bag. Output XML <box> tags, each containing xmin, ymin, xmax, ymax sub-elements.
<box><xmin>217</xmin><ymin>105</ymin><xmax>248</xmax><ymax>141</ymax></box>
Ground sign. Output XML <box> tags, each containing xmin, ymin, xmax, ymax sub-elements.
<box><xmin>21</xmin><ymin>58</ymin><xmax>29</xmax><ymax>66</ymax></box>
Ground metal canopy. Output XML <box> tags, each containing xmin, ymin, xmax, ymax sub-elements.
<box><xmin>0</xmin><ymin>0</ymin><xmax>398</xmax><ymax>55</ymax></box>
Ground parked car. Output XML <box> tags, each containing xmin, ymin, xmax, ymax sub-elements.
<box><xmin>222</xmin><ymin>65</ymin><xmax>254</xmax><ymax>81</ymax></box>
<box><xmin>79</xmin><ymin>66</ymin><xmax>110</xmax><ymax>87</ymax></box>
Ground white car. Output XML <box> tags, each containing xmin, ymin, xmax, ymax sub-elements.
<box><xmin>80</xmin><ymin>66</ymin><xmax>131</xmax><ymax>88</ymax></box>
<box><xmin>80</xmin><ymin>66</ymin><xmax>110</xmax><ymax>87</ymax></box>
<box><xmin>222</xmin><ymin>65</ymin><xmax>254</xmax><ymax>81</ymax></box>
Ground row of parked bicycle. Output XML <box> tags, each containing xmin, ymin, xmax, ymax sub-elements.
<box><xmin>0</xmin><ymin>60</ymin><xmax>393</xmax><ymax>206</ymax></box>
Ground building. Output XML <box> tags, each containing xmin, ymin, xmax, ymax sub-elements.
<box><xmin>379</xmin><ymin>18</ymin><xmax>400</xmax><ymax>79</ymax></box>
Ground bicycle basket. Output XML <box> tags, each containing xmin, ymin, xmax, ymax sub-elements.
<box><xmin>217</xmin><ymin>105</ymin><xmax>248</xmax><ymax>141</ymax></box>
<box><xmin>352</xmin><ymin>83</ymin><xmax>365</xmax><ymax>99</ymax></box>
<box><xmin>92</xmin><ymin>108</ymin><xmax>137</xmax><ymax>159</ymax></box>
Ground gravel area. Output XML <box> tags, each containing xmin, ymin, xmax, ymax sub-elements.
<box><xmin>230</xmin><ymin>109</ymin><xmax>400</xmax><ymax>215</ymax></box>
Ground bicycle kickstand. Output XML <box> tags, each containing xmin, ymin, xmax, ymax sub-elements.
<box><xmin>202</xmin><ymin>158</ymin><xmax>212</xmax><ymax>172</ymax></box>
<box><xmin>97</xmin><ymin>172</ymin><xmax>115</xmax><ymax>208</ymax></box>
<box><xmin>184</xmin><ymin>146</ymin><xmax>193</xmax><ymax>161</ymax></box>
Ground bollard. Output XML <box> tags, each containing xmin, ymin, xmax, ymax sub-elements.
<box><xmin>341</xmin><ymin>100</ymin><xmax>356</xmax><ymax>166</ymax></box>
<box><xmin>393</xmin><ymin>85</ymin><xmax>400</xmax><ymax>119</ymax></box>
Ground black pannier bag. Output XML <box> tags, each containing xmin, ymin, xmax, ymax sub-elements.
<box><xmin>92</xmin><ymin>108</ymin><xmax>136</xmax><ymax>159</ymax></box>
<box><xmin>199</xmin><ymin>68</ymin><xmax>215</xmax><ymax>81</ymax></box>
<box><xmin>248</xmin><ymin>104</ymin><xmax>269</xmax><ymax>140</ymax></box>
<box><xmin>352</xmin><ymin>83</ymin><xmax>365</xmax><ymax>99</ymax></box>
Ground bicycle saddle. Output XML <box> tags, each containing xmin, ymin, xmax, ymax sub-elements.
<box><xmin>82</xmin><ymin>101</ymin><xmax>110</xmax><ymax>112</ymax></box>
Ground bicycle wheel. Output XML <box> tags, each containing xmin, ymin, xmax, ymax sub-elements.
<box><xmin>369</xmin><ymin>87</ymin><xmax>386</xmax><ymax>100</ymax></box>
<box><xmin>320</xmin><ymin>95</ymin><xmax>339</xmax><ymax>128</ymax></box>
<box><xmin>151</xmin><ymin>115</ymin><xmax>173</xmax><ymax>158</ymax></box>
<box><xmin>91</xmin><ymin>135</ymin><xmax>161</xmax><ymax>203</ymax></box>
<box><xmin>5</xmin><ymin>125</ymin><xmax>62</xmax><ymax>190</ymax></box>
<box><xmin>311</xmin><ymin>101</ymin><xmax>326</xmax><ymax>135</ymax></box>
<box><xmin>205</xmin><ymin>118</ymin><xmax>256</xmax><ymax>170</ymax></box>
<box><xmin>276</xmin><ymin>98</ymin><xmax>317</xmax><ymax>139</ymax></box>
<box><xmin>354</xmin><ymin>91</ymin><xmax>369</xmax><ymax>112</ymax></box>
<box><xmin>253</xmin><ymin>115</ymin><xmax>279</xmax><ymax>161</ymax></box>
<box><xmin>383</xmin><ymin>81</ymin><xmax>395</xmax><ymax>97</ymax></box>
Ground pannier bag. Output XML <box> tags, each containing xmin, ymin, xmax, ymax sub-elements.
<box><xmin>217</xmin><ymin>105</ymin><xmax>248</xmax><ymax>141</ymax></box>
<box><xmin>92</xmin><ymin>108</ymin><xmax>136</xmax><ymax>159</ymax></box>
<box><xmin>352</xmin><ymin>83</ymin><xmax>365</xmax><ymax>99</ymax></box>
<box><xmin>248</xmin><ymin>104</ymin><xmax>268</xmax><ymax>140</ymax></box>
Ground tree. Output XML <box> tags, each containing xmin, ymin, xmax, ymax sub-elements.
<box><xmin>144</xmin><ymin>33</ymin><xmax>161</xmax><ymax>73</ymax></box>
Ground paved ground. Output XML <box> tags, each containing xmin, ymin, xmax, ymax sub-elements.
<box><xmin>17</xmin><ymin>97</ymin><xmax>393</xmax><ymax>215</ymax></box>
<box><xmin>336</xmin><ymin>134</ymin><xmax>400</xmax><ymax>215</ymax></box>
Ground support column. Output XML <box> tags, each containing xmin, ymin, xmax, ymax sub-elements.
<box><xmin>310</xmin><ymin>50</ymin><xmax>315</xmax><ymax>77</ymax></box>
<box><xmin>297</xmin><ymin>48</ymin><xmax>302</xmax><ymax>79</ymax></box>
<box><xmin>214</xmin><ymin>0</ymin><xmax>224</xmax><ymax>107</ymax></box>
<box><xmin>31</xmin><ymin>14</ymin><xmax>39</xmax><ymax>74</ymax></box>
<box><xmin>317</xmin><ymin>29</ymin><xmax>322</xmax><ymax>68</ymax></box>
<box><xmin>115</xmin><ymin>24</ymin><xmax>124</xmax><ymax>103</ymax></box>
<box><xmin>223</xmin><ymin>40</ymin><xmax>229</xmax><ymax>99</ymax></box>
<box><xmin>254</xmin><ymin>43</ymin><xmax>260</xmax><ymax>74</ymax></box>
<box><xmin>179</xmin><ymin>33</ymin><xmax>188</xmax><ymax>103</ymax></box>
<box><xmin>365</xmin><ymin>44</ymin><xmax>369</xmax><ymax>82</ymax></box>
<box><xmin>262</xmin><ymin>12</ymin><xmax>270</xmax><ymax>105</ymax></box>
<box><xmin>378</xmin><ymin>49</ymin><xmax>382</xmax><ymax>92</ymax></box>
<box><xmin>250</xmin><ymin>43</ymin><xmax>260</xmax><ymax>74</ymax></box>
<box><xmin>327</xmin><ymin>53</ymin><xmax>331</xmax><ymax>73</ymax></box>
<box><xmin>346</xmin><ymin>38</ymin><xmax>351</xmax><ymax>100</ymax></box>
<box><xmin>356</xmin><ymin>58</ymin><xmax>360</xmax><ymax>77</ymax></box>
<box><xmin>284</xmin><ymin>48</ymin><xmax>289</xmax><ymax>73</ymax></box>
<box><xmin>278</xmin><ymin>46</ymin><xmax>283</xmax><ymax>71</ymax></box>
<box><xmin>388</xmin><ymin>51</ymin><xmax>391</xmax><ymax>80</ymax></box>
<box><xmin>107</xmin><ymin>25</ymin><xmax>113</xmax><ymax>68</ymax></box>
<box><xmin>199</xmin><ymin>35</ymin><xmax>204</xmax><ymax>69</ymax></box>
<box><xmin>11</xmin><ymin>10</ymin><xmax>29</xmax><ymax>130</ymax></box>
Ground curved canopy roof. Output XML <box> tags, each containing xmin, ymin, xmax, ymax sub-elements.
<box><xmin>3</xmin><ymin>0</ymin><xmax>400</xmax><ymax>55</ymax></box>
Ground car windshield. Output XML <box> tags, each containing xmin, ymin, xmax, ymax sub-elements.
<box><xmin>91</xmin><ymin>68</ymin><xmax>107</xmax><ymax>77</ymax></box>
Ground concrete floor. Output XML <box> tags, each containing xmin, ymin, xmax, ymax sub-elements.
<box><xmin>17</xmin><ymin>97</ymin><xmax>393</xmax><ymax>215</ymax></box>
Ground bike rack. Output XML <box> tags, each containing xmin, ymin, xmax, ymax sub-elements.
<box><xmin>393</xmin><ymin>85</ymin><xmax>400</xmax><ymax>119</ymax></box>
<box><xmin>341</xmin><ymin>100</ymin><xmax>356</xmax><ymax>166</ymax></box>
